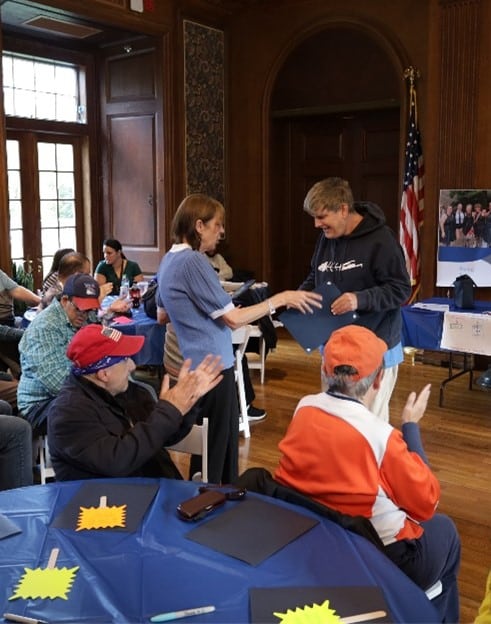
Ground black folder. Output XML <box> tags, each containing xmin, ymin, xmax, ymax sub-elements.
<box><xmin>279</xmin><ymin>281</ymin><xmax>357</xmax><ymax>352</ymax></box>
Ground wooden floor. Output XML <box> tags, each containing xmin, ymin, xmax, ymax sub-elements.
<box><xmin>171</xmin><ymin>329</ymin><xmax>491</xmax><ymax>623</ymax></box>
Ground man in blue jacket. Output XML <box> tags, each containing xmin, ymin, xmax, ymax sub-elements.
<box><xmin>301</xmin><ymin>177</ymin><xmax>411</xmax><ymax>422</ymax></box>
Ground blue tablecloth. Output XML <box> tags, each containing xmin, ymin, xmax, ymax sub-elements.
<box><xmin>0</xmin><ymin>479</ymin><xmax>438</xmax><ymax>623</ymax></box>
<box><xmin>401</xmin><ymin>297</ymin><xmax>491</xmax><ymax>351</ymax></box>
<box><xmin>109</xmin><ymin>304</ymin><xmax>165</xmax><ymax>367</ymax></box>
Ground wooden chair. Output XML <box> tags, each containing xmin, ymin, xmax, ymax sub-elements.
<box><xmin>166</xmin><ymin>418</ymin><xmax>209</xmax><ymax>483</ymax></box>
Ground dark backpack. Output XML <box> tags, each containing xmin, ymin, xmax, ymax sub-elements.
<box><xmin>142</xmin><ymin>279</ymin><xmax>158</xmax><ymax>319</ymax></box>
<box><xmin>453</xmin><ymin>274</ymin><xmax>476</xmax><ymax>309</ymax></box>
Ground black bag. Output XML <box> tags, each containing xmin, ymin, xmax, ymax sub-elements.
<box><xmin>142</xmin><ymin>279</ymin><xmax>158</xmax><ymax>319</ymax></box>
<box><xmin>453</xmin><ymin>274</ymin><xmax>476</xmax><ymax>309</ymax></box>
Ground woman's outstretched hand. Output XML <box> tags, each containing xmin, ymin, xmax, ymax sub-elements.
<box><xmin>279</xmin><ymin>289</ymin><xmax>323</xmax><ymax>314</ymax></box>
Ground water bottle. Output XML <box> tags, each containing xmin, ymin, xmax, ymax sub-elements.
<box><xmin>120</xmin><ymin>276</ymin><xmax>130</xmax><ymax>299</ymax></box>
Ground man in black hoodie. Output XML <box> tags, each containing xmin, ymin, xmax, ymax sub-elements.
<box><xmin>300</xmin><ymin>177</ymin><xmax>411</xmax><ymax>422</ymax></box>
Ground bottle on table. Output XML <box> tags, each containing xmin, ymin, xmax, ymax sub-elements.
<box><xmin>120</xmin><ymin>276</ymin><xmax>130</xmax><ymax>299</ymax></box>
<box><xmin>130</xmin><ymin>282</ymin><xmax>141</xmax><ymax>308</ymax></box>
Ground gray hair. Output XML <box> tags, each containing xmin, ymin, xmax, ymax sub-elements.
<box><xmin>303</xmin><ymin>177</ymin><xmax>354</xmax><ymax>217</ymax></box>
<box><xmin>325</xmin><ymin>364</ymin><xmax>382</xmax><ymax>399</ymax></box>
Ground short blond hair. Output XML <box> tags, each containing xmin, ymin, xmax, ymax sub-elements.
<box><xmin>303</xmin><ymin>177</ymin><xmax>354</xmax><ymax>216</ymax></box>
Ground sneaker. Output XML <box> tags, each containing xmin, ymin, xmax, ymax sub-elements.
<box><xmin>247</xmin><ymin>405</ymin><xmax>267</xmax><ymax>421</ymax></box>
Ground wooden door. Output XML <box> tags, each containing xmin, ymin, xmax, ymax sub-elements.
<box><xmin>99</xmin><ymin>37</ymin><xmax>166</xmax><ymax>275</ymax></box>
<box><xmin>270</xmin><ymin>108</ymin><xmax>400</xmax><ymax>292</ymax></box>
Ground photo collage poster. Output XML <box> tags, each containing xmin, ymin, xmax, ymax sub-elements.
<box><xmin>436</xmin><ymin>188</ymin><xmax>491</xmax><ymax>286</ymax></box>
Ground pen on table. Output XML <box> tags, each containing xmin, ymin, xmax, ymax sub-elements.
<box><xmin>341</xmin><ymin>610</ymin><xmax>387</xmax><ymax>624</ymax></box>
<box><xmin>3</xmin><ymin>614</ymin><xmax>49</xmax><ymax>624</ymax></box>
<box><xmin>150</xmin><ymin>605</ymin><xmax>216</xmax><ymax>622</ymax></box>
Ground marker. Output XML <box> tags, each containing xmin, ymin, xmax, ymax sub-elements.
<box><xmin>3</xmin><ymin>614</ymin><xmax>49</xmax><ymax>624</ymax></box>
<box><xmin>150</xmin><ymin>605</ymin><xmax>216</xmax><ymax>622</ymax></box>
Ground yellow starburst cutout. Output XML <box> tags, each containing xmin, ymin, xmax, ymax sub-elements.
<box><xmin>9</xmin><ymin>565</ymin><xmax>79</xmax><ymax>601</ymax></box>
<box><xmin>274</xmin><ymin>600</ymin><xmax>342</xmax><ymax>624</ymax></box>
<box><xmin>76</xmin><ymin>503</ymin><xmax>127</xmax><ymax>531</ymax></box>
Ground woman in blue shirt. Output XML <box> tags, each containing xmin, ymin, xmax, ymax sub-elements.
<box><xmin>158</xmin><ymin>193</ymin><xmax>321</xmax><ymax>483</ymax></box>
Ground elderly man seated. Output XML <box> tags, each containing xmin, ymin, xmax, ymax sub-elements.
<box><xmin>17</xmin><ymin>272</ymin><xmax>102</xmax><ymax>436</ymax></box>
<box><xmin>47</xmin><ymin>323</ymin><xmax>223</xmax><ymax>481</ymax></box>
<box><xmin>240</xmin><ymin>325</ymin><xmax>461</xmax><ymax>624</ymax></box>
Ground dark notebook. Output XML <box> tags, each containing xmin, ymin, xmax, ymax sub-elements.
<box><xmin>279</xmin><ymin>281</ymin><xmax>358</xmax><ymax>352</ymax></box>
<box><xmin>186</xmin><ymin>497</ymin><xmax>318</xmax><ymax>566</ymax></box>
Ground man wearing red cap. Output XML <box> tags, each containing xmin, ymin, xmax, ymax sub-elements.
<box><xmin>46</xmin><ymin>323</ymin><xmax>223</xmax><ymax>481</ymax></box>
<box><xmin>274</xmin><ymin>325</ymin><xmax>461</xmax><ymax>624</ymax></box>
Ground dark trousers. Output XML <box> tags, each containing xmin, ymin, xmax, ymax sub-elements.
<box><xmin>21</xmin><ymin>398</ymin><xmax>54</xmax><ymax>438</ymax></box>
<box><xmin>241</xmin><ymin>355</ymin><xmax>255</xmax><ymax>405</ymax></box>
<box><xmin>190</xmin><ymin>367</ymin><xmax>239</xmax><ymax>484</ymax></box>
<box><xmin>384</xmin><ymin>514</ymin><xmax>461</xmax><ymax>623</ymax></box>
<box><xmin>0</xmin><ymin>324</ymin><xmax>23</xmax><ymax>379</ymax></box>
<box><xmin>0</xmin><ymin>414</ymin><xmax>33</xmax><ymax>490</ymax></box>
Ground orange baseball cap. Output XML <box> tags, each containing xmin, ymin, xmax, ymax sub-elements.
<box><xmin>323</xmin><ymin>325</ymin><xmax>387</xmax><ymax>380</ymax></box>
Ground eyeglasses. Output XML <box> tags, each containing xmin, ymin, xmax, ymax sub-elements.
<box><xmin>69</xmin><ymin>300</ymin><xmax>93</xmax><ymax>314</ymax></box>
<box><xmin>69</xmin><ymin>300</ymin><xmax>99</xmax><ymax>323</ymax></box>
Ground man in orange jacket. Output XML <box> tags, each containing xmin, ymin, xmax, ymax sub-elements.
<box><xmin>275</xmin><ymin>325</ymin><xmax>460</xmax><ymax>623</ymax></box>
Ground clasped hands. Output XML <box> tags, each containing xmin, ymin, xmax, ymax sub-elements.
<box><xmin>159</xmin><ymin>355</ymin><xmax>224</xmax><ymax>414</ymax></box>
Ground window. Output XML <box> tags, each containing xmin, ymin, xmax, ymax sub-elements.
<box><xmin>38</xmin><ymin>142</ymin><xmax>78</xmax><ymax>276</ymax></box>
<box><xmin>6</xmin><ymin>140</ymin><xmax>23</xmax><ymax>267</ymax></box>
<box><xmin>3</xmin><ymin>49</ymin><xmax>89</xmax><ymax>288</ymax></box>
<box><xmin>2</xmin><ymin>52</ymin><xmax>86</xmax><ymax>123</ymax></box>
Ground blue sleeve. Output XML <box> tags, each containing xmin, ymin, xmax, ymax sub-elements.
<box><xmin>402</xmin><ymin>422</ymin><xmax>429</xmax><ymax>465</ymax></box>
<box><xmin>182</xmin><ymin>253</ymin><xmax>232</xmax><ymax>316</ymax></box>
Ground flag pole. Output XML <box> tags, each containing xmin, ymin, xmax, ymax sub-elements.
<box><xmin>400</xmin><ymin>65</ymin><xmax>424</xmax><ymax>304</ymax></box>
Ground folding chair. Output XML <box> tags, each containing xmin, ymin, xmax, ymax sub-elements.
<box><xmin>37</xmin><ymin>435</ymin><xmax>55</xmax><ymax>484</ymax></box>
<box><xmin>231</xmin><ymin>325</ymin><xmax>251</xmax><ymax>438</ymax></box>
<box><xmin>166</xmin><ymin>418</ymin><xmax>209</xmax><ymax>483</ymax></box>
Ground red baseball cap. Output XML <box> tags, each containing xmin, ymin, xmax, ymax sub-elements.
<box><xmin>67</xmin><ymin>324</ymin><xmax>144</xmax><ymax>369</ymax></box>
<box><xmin>323</xmin><ymin>325</ymin><xmax>387</xmax><ymax>380</ymax></box>
<box><xmin>63</xmin><ymin>273</ymin><xmax>100</xmax><ymax>311</ymax></box>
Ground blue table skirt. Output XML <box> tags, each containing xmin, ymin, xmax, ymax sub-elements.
<box><xmin>402</xmin><ymin>297</ymin><xmax>491</xmax><ymax>351</ymax></box>
<box><xmin>111</xmin><ymin>306</ymin><xmax>165</xmax><ymax>367</ymax></box>
<box><xmin>0</xmin><ymin>479</ymin><xmax>438</xmax><ymax>624</ymax></box>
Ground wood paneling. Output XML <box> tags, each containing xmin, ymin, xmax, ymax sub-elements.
<box><xmin>270</xmin><ymin>108</ymin><xmax>400</xmax><ymax>292</ymax></box>
<box><xmin>438</xmin><ymin>0</ymin><xmax>481</xmax><ymax>187</ymax></box>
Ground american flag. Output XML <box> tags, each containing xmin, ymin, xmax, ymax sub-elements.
<box><xmin>399</xmin><ymin>80</ymin><xmax>424</xmax><ymax>303</ymax></box>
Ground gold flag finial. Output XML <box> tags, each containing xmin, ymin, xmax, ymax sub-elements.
<box><xmin>403</xmin><ymin>66</ymin><xmax>421</xmax><ymax>86</ymax></box>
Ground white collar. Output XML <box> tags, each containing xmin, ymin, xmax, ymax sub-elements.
<box><xmin>169</xmin><ymin>243</ymin><xmax>192</xmax><ymax>253</ymax></box>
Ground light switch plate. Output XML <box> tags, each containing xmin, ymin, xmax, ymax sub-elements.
<box><xmin>130</xmin><ymin>0</ymin><xmax>144</xmax><ymax>12</ymax></box>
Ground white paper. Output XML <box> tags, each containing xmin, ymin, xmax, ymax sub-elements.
<box><xmin>412</xmin><ymin>302</ymin><xmax>450</xmax><ymax>312</ymax></box>
<box><xmin>441</xmin><ymin>311</ymin><xmax>491</xmax><ymax>355</ymax></box>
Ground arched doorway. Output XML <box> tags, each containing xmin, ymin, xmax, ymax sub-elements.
<box><xmin>268</xmin><ymin>25</ymin><xmax>403</xmax><ymax>292</ymax></box>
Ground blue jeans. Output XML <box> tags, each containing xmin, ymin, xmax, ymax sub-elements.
<box><xmin>0</xmin><ymin>414</ymin><xmax>33</xmax><ymax>490</ymax></box>
<box><xmin>384</xmin><ymin>514</ymin><xmax>461</xmax><ymax>623</ymax></box>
